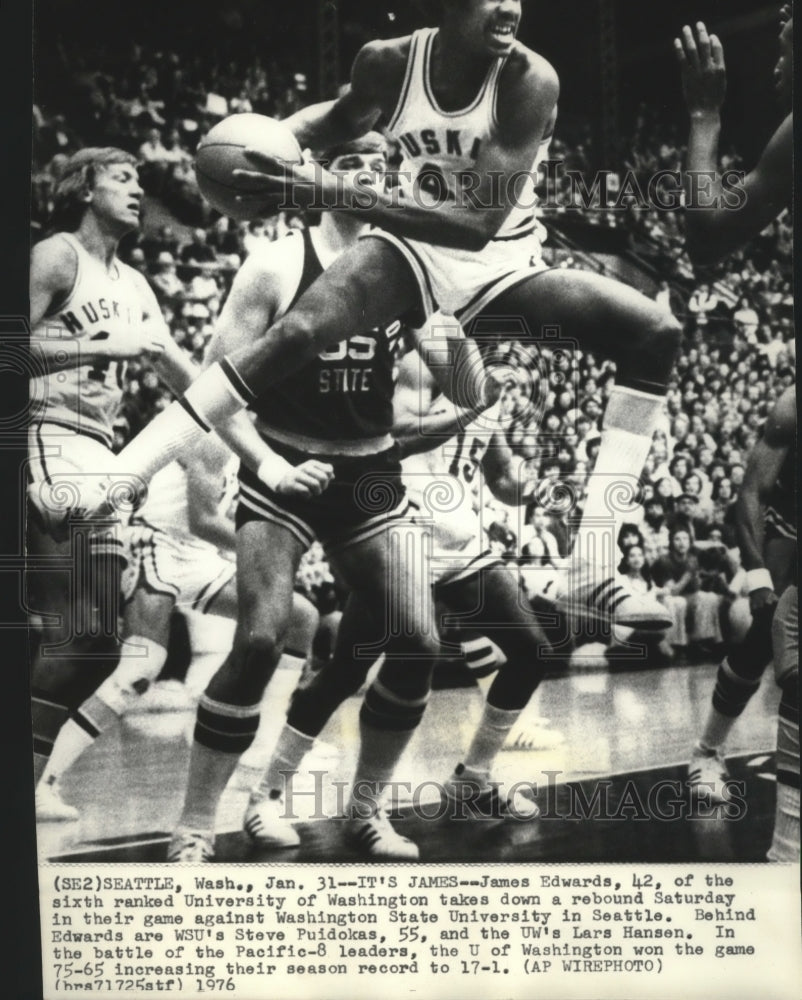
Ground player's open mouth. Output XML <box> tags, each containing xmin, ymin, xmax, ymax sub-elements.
<box><xmin>489</xmin><ymin>23</ymin><xmax>516</xmax><ymax>42</ymax></box>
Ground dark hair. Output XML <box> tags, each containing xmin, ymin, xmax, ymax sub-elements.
<box><xmin>617</xmin><ymin>543</ymin><xmax>651</xmax><ymax>582</ymax></box>
<box><xmin>319</xmin><ymin>131</ymin><xmax>388</xmax><ymax>168</ymax></box>
<box><xmin>669</xmin><ymin>523</ymin><xmax>693</xmax><ymax>547</ymax></box>
<box><xmin>617</xmin><ymin>522</ymin><xmax>644</xmax><ymax>553</ymax></box>
<box><xmin>51</xmin><ymin>147</ymin><xmax>139</xmax><ymax>232</ymax></box>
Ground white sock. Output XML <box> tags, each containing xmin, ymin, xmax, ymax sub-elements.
<box><xmin>239</xmin><ymin>653</ymin><xmax>307</xmax><ymax>771</ymax></box>
<box><xmin>464</xmin><ymin>703</ymin><xmax>521</xmax><ymax>774</ymax></box>
<box><xmin>178</xmin><ymin>695</ymin><xmax>261</xmax><ymax>835</ymax></box>
<box><xmin>38</xmin><ymin>638</ymin><xmax>167</xmax><ymax>786</ymax></box>
<box><xmin>255</xmin><ymin>723</ymin><xmax>316</xmax><ymax>801</ymax></box>
<box><xmin>697</xmin><ymin>708</ymin><xmax>736</xmax><ymax>755</ymax></box>
<box><xmin>574</xmin><ymin>386</ymin><xmax>665</xmax><ymax>579</ymax></box>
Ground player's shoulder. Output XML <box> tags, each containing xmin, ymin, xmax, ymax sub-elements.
<box><xmin>501</xmin><ymin>43</ymin><xmax>559</xmax><ymax>101</ymax></box>
<box><xmin>352</xmin><ymin>35</ymin><xmax>413</xmax><ymax>98</ymax></box>
<box><xmin>356</xmin><ymin>34</ymin><xmax>414</xmax><ymax>69</ymax></box>
<box><xmin>30</xmin><ymin>233</ymin><xmax>79</xmax><ymax>288</ymax></box>
<box><xmin>235</xmin><ymin>231</ymin><xmax>305</xmax><ymax>285</ymax></box>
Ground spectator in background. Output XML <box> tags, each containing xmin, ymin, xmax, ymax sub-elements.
<box><xmin>641</xmin><ymin>496</ymin><xmax>670</xmax><ymax>565</ymax></box>
<box><xmin>521</xmin><ymin>505</ymin><xmax>562</xmax><ymax>570</ymax></box>
<box><xmin>180</xmin><ymin>227</ymin><xmax>216</xmax><ymax>268</ymax></box>
<box><xmin>732</xmin><ymin>295</ymin><xmax>760</xmax><ymax>343</ymax></box>
<box><xmin>651</xmin><ymin>528</ymin><xmax>724</xmax><ymax>658</ymax></box>
<box><xmin>139</xmin><ymin>126</ymin><xmax>169</xmax><ymax>163</ymax></box>
<box><xmin>687</xmin><ymin>282</ymin><xmax>719</xmax><ymax>328</ymax></box>
<box><xmin>151</xmin><ymin>251</ymin><xmax>186</xmax><ymax>301</ymax></box>
<box><xmin>617</xmin><ymin>523</ymin><xmax>645</xmax><ymax>556</ymax></box>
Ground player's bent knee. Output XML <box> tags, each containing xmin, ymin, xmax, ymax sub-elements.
<box><xmin>234</xmin><ymin>628</ymin><xmax>285</xmax><ymax>674</ymax></box>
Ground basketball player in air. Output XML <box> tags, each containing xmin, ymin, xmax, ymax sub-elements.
<box><xmin>167</xmin><ymin>134</ymin><xmax>470</xmax><ymax>862</ymax></box>
<box><xmin>111</xmin><ymin>0</ymin><xmax>681</xmax><ymax>634</ymax></box>
<box><xmin>247</xmin><ymin>334</ymin><xmax>561</xmax><ymax>850</ymax></box>
<box><xmin>674</xmin><ymin>14</ymin><xmax>796</xmax><ymax>860</ymax></box>
<box><xmin>28</xmin><ymin>148</ymin><xmax>205</xmax><ymax>791</ymax></box>
<box><xmin>35</xmin><ymin>432</ymin><xmax>320</xmax><ymax>822</ymax></box>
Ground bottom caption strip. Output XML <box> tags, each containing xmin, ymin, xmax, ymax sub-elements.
<box><xmin>41</xmin><ymin>864</ymin><xmax>801</xmax><ymax>999</ymax></box>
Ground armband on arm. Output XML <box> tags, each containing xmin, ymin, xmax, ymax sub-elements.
<box><xmin>745</xmin><ymin>568</ymin><xmax>773</xmax><ymax>593</ymax></box>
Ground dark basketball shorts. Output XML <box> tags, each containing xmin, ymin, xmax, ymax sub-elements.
<box><xmin>236</xmin><ymin>442</ymin><xmax>415</xmax><ymax>555</ymax></box>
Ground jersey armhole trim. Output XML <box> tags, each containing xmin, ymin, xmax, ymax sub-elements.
<box><xmin>273</xmin><ymin>231</ymin><xmax>308</xmax><ymax>322</ymax></box>
<box><xmin>387</xmin><ymin>33</ymin><xmax>421</xmax><ymax>134</ymax></box>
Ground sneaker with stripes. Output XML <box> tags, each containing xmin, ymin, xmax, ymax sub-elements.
<box><xmin>243</xmin><ymin>791</ymin><xmax>301</xmax><ymax>849</ymax></box>
<box><xmin>167</xmin><ymin>828</ymin><xmax>215</xmax><ymax>862</ymax></box>
<box><xmin>444</xmin><ymin>764</ymin><xmax>540</xmax><ymax>822</ymax></box>
<box><xmin>687</xmin><ymin>748</ymin><xmax>734</xmax><ymax>805</ymax></box>
<box><xmin>556</xmin><ymin>569</ymin><xmax>671</xmax><ymax>632</ymax></box>
<box><xmin>345</xmin><ymin>807</ymin><xmax>419</xmax><ymax>860</ymax></box>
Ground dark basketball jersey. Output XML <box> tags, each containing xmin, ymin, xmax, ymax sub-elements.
<box><xmin>766</xmin><ymin>446</ymin><xmax>797</xmax><ymax>542</ymax></box>
<box><xmin>253</xmin><ymin>228</ymin><xmax>403</xmax><ymax>453</ymax></box>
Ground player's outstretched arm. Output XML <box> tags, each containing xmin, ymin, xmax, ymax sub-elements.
<box><xmin>198</xmin><ymin>242</ymin><xmax>334</xmax><ymax>498</ymax></box>
<box><xmin>677</xmin><ymin>22</ymin><xmax>792</xmax><ymax>264</ymax></box>
<box><xmin>734</xmin><ymin>386</ymin><xmax>795</xmax><ymax>609</ymax></box>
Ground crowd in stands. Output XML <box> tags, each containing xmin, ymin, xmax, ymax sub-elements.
<box><xmin>32</xmin><ymin>40</ymin><xmax>795</xmax><ymax>661</ymax></box>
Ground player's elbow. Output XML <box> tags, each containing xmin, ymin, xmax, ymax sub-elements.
<box><xmin>488</xmin><ymin>477</ymin><xmax>519</xmax><ymax>507</ymax></box>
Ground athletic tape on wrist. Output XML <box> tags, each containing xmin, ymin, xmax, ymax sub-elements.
<box><xmin>257</xmin><ymin>454</ymin><xmax>295</xmax><ymax>492</ymax></box>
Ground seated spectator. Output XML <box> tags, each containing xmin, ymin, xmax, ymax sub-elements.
<box><xmin>617</xmin><ymin>522</ymin><xmax>645</xmax><ymax>556</ymax></box>
<box><xmin>641</xmin><ymin>496</ymin><xmax>670</xmax><ymax>564</ymax></box>
<box><xmin>180</xmin><ymin>227</ymin><xmax>217</xmax><ymax>269</ymax></box>
<box><xmin>681</xmin><ymin>473</ymin><xmax>713</xmax><ymax>523</ymax></box>
<box><xmin>687</xmin><ymin>282</ymin><xmax>718</xmax><ymax>328</ymax></box>
<box><xmin>187</xmin><ymin>260</ymin><xmax>221</xmax><ymax>305</ymax></box>
<box><xmin>151</xmin><ymin>251</ymin><xmax>186</xmax><ymax>302</ymax></box>
<box><xmin>732</xmin><ymin>295</ymin><xmax>760</xmax><ymax>343</ymax></box>
<box><xmin>160</xmin><ymin>128</ymin><xmax>192</xmax><ymax>166</ymax></box>
<box><xmin>710</xmin><ymin>477</ymin><xmax>736</xmax><ymax>525</ymax></box>
<box><xmin>139</xmin><ymin>127</ymin><xmax>169</xmax><ymax>163</ymax></box>
<box><xmin>651</xmin><ymin>527</ymin><xmax>723</xmax><ymax>658</ymax></box>
<box><xmin>653</xmin><ymin>476</ymin><xmax>676</xmax><ymax>511</ymax></box>
<box><xmin>521</xmin><ymin>506</ymin><xmax>562</xmax><ymax>569</ymax></box>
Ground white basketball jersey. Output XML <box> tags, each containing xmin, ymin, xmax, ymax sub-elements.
<box><xmin>388</xmin><ymin>27</ymin><xmax>550</xmax><ymax>243</ymax></box>
<box><xmin>134</xmin><ymin>454</ymin><xmax>239</xmax><ymax>553</ymax></box>
<box><xmin>31</xmin><ymin>233</ymin><xmax>145</xmax><ymax>446</ymax></box>
<box><xmin>403</xmin><ymin>402</ymin><xmax>503</xmax><ymax>555</ymax></box>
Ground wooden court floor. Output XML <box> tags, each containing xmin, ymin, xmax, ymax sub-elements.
<box><xmin>39</xmin><ymin>659</ymin><xmax>781</xmax><ymax>864</ymax></box>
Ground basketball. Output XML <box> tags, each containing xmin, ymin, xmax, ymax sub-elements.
<box><xmin>194</xmin><ymin>113</ymin><xmax>303</xmax><ymax>220</ymax></box>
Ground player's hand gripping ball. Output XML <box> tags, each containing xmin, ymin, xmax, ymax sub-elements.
<box><xmin>194</xmin><ymin>113</ymin><xmax>303</xmax><ymax>220</ymax></box>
